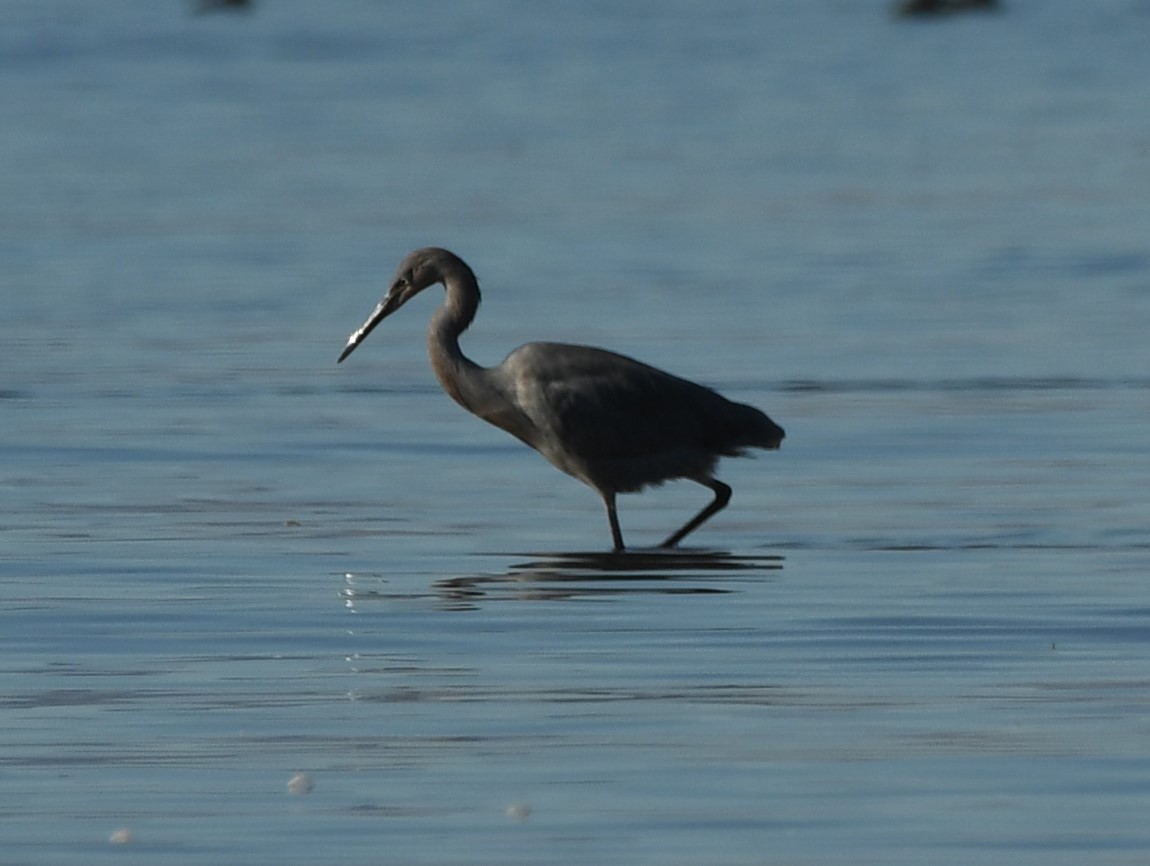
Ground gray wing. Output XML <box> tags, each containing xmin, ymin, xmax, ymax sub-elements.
<box><xmin>503</xmin><ymin>342</ymin><xmax>772</xmax><ymax>490</ymax></box>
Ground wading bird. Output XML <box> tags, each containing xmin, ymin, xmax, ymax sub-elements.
<box><xmin>337</xmin><ymin>247</ymin><xmax>784</xmax><ymax>550</ymax></box>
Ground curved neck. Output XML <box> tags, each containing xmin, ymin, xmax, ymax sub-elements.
<box><xmin>427</xmin><ymin>266</ymin><xmax>486</xmax><ymax>411</ymax></box>
<box><xmin>421</xmin><ymin>257</ymin><xmax>538</xmax><ymax>448</ymax></box>
<box><xmin>429</xmin><ymin>265</ymin><xmax>479</xmax><ymax>353</ymax></box>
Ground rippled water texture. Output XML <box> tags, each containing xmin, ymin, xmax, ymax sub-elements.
<box><xmin>4</xmin><ymin>1</ymin><xmax>1150</xmax><ymax>863</ymax></box>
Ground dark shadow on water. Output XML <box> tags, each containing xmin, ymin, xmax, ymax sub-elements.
<box><xmin>492</xmin><ymin>548</ymin><xmax>784</xmax><ymax>573</ymax></box>
<box><xmin>432</xmin><ymin>549</ymin><xmax>784</xmax><ymax>608</ymax></box>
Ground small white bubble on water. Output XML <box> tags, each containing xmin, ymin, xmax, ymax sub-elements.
<box><xmin>287</xmin><ymin>772</ymin><xmax>314</xmax><ymax>794</ymax></box>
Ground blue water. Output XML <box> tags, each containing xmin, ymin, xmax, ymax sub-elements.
<box><xmin>4</xmin><ymin>1</ymin><xmax>1150</xmax><ymax>863</ymax></box>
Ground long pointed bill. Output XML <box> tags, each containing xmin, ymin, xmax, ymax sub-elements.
<box><xmin>337</xmin><ymin>291</ymin><xmax>402</xmax><ymax>363</ymax></box>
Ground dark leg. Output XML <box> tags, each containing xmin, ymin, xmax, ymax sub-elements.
<box><xmin>659</xmin><ymin>479</ymin><xmax>732</xmax><ymax>548</ymax></box>
<box><xmin>602</xmin><ymin>492</ymin><xmax>625</xmax><ymax>551</ymax></box>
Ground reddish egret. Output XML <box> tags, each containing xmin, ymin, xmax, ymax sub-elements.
<box><xmin>337</xmin><ymin>247</ymin><xmax>784</xmax><ymax>550</ymax></box>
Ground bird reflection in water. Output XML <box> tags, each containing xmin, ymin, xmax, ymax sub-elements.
<box><xmin>433</xmin><ymin>549</ymin><xmax>784</xmax><ymax>607</ymax></box>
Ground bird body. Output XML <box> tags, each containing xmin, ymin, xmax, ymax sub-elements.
<box><xmin>338</xmin><ymin>247</ymin><xmax>783</xmax><ymax>550</ymax></box>
<box><xmin>491</xmin><ymin>340</ymin><xmax>780</xmax><ymax>495</ymax></box>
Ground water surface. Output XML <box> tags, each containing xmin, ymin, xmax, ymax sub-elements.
<box><xmin>4</xmin><ymin>1</ymin><xmax>1150</xmax><ymax>863</ymax></box>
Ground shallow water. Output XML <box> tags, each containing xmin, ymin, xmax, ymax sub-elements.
<box><xmin>4</xmin><ymin>1</ymin><xmax>1150</xmax><ymax>863</ymax></box>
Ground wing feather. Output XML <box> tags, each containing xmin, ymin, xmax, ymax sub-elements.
<box><xmin>500</xmin><ymin>342</ymin><xmax>778</xmax><ymax>491</ymax></box>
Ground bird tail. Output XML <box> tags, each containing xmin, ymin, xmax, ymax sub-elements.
<box><xmin>727</xmin><ymin>402</ymin><xmax>785</xmax><ymax>451</ymax></box>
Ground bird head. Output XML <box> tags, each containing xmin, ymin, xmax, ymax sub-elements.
<box><xmin>337</xmin><ymin>247</ymin><xmax>469</xmax><ymax>363</ymax></box>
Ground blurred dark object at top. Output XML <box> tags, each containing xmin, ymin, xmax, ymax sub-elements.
<box><xmin>896</xmin><ymin>0</ymin><xmax>1000</xmax><ymax>16</ymax></box>
<box><xmin>195</xmin><ymin>0</ymin><xmax>254</xmax><ymax>14</ymax></box>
